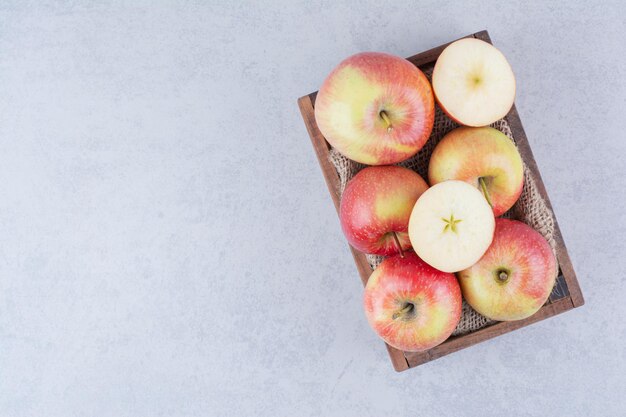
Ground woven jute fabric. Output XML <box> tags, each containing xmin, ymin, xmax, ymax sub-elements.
<box><xmin>327</xmin><ymin>66</ymin><xmax>558</xmax><ymax>336</ymax></box>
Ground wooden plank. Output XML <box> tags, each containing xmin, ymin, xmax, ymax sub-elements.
<box><xmin>297</xmin><ymin>95</ymin><xmax>341</xmax><ymax>212</ymax></box>
<box><xmin>405</xmin><ymin>33</ymin><xmax>475</xmax><ymax>68</ymax></box>
<box><xmin>549</xmin><ymin>273</ymin><xmax>570</xmax><ymax>303</ymax></box>
<box><xmin>555</xmin><ymin>244</ymin><xmax>584</xmax><ymax>307</ymax></box>
<box><xmin>404</xmin><ymin>298</ymin><xmax>573</xmax><ymax>367</ymax></box>
<box><xmin>473</xmin><ymin>29</ymin><xmax>492</xmax><ymax>43</ymax></box>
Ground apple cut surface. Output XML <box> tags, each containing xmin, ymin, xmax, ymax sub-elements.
<box><xmin>363</xmin><ymin>251</ymin><xmax>462</xmax><ymax>352</ymax></box>
<box><xmin>408</xmin><ymin>180</ymin><xmax>495</xmax><ymax>273</ymax></box>
<box><xmin>428</xmin><ymin>126</ymin><xmax>524</xmax><ymax>216</ymax></box>
<box><xmin>458</xmin><ymin>219</ymin><xmax>557</xmax><ymax>321</ymax></box>
<box><xmin>432</xmin><ymin>38</ymin><xmax>515</xmax><ymax>127</ymax></box>
<box><xmin>315</xmin><ymin>52</ymin><xmax>435</xmax><ymax>165</ymax></box>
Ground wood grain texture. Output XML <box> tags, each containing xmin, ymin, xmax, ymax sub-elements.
<box><xmin>297</xmin><ymin>30</ymin><xmax>584</xmax><ymax>371</ymax></box>
<box><xmin>405</xmin><ymin>33</ymin><xmax>474</xmax><ymax>68</ymax></box>
<box><xmin>404</xmin><ymin>298</ymin><xmax>573</xmax><ymax>367</ymax></box>
<box><xmin>297</xmin><ymin>95</ymin><xmax>341</xmax><ymax>213</ymax></box>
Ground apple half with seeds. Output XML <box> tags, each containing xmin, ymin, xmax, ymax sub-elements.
<box><xmin>408</xmin><ymin>180</ymin><xmax>495</xmax><ymax>273</ymax></box>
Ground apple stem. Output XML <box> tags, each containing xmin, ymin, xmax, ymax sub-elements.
<box><xmin>379</xmin><ymin>110</ymin><xmax>393</xmax><ymax>133</ymax></box>
<box><xmin>392</xmin><ymin>232</ymin><xmax>405</xmax><ymax>258</ymax></box>
<box><xmin>479</xmin><ymin>177</ymin><xmax>493</xmax><ymax>208</ymax></box>
<box><xmin>392</xmin><ymin>303</ymin><xmax>414</xmax><ymax>320</ymax></box>
<box><xmin>498</xmin><ymin>271</ymin><xmax>508</xmax><ymax>282</ymax></box>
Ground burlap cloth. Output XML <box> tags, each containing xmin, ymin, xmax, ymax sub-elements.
<box><xmin>328</xmin><ymin>65</ymin><xmax>558</xmax><ymax>336</ymax></box>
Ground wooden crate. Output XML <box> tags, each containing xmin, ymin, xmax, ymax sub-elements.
<box><xmin>297</xmin><ymin>30</ymin><xmax>584</xmax><ymax>372</ymax></box>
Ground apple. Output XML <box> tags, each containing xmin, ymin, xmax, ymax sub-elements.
<box><xmin>432</xmin><ymin>38</ymin><xmax>516</xmax><ymax>127</ymax></box>
<box><xmin>314</xmin><ymin>52</ymin><xmax>435</xmax><ymax>165</ymax></box>
<box><xmin>428</xmin><ymin>126</ymin><xmax>524</xmax><ymax>216</ymax></box>
<box><xmin>363</xmin><ymin>251</ymin><xmax>462</xmax><ymax>352</ymax></box>
<box><xmin>408</xmin><ymin>180</ymin><xmax>495</xmax><ymax>273</ymax></box>
<box><xmin>458</xmin><ymin>218</ymin><xmax>557</xmax><ymax>321</ymax></box>
<box><xmin>340</xmin><ymin>166</ymin><xmax>429</xmax><ymax>256</ymax></box>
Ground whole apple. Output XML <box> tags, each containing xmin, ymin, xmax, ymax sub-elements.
<box><xmin>340</xmin><ymin>166</ymin><xmax>428</xmax><ymax>256</ymax></box>
<box><xmin>429</xmin><ymin>126</ymin><xmax>524</xmax><ymax>216</ymax></box>
<box><xmin>364</xmin><ymin>251</ymin><xmax>462</xmax><ymax>352</ymax></box>
<box><xmin>432</xmin><ymin>38</ymin><xmax>516</xmax><ymax>127</ymax></box>
<box><xmin>315</xmin><ymin>52</ymin><xmax>435</xmax><ymax>165</ymax></box>
<box><xmin>408</xmin><ymin>180</ymin><xmax>495</xmax><ymax>273</ymax></box>
<box><xmin>458</xmin><ymin>219</ymin><xmax>557</xmax><ymax>321</ymax></box>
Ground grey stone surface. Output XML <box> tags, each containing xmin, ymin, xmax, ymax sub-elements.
<box><xmin>0</xmin><ymin>1</ymin><xmax>624</xmax><ymax>416</ymax></box>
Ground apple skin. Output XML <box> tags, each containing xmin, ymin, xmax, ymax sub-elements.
<box><xmin>363</xmin><ymin>251</ymin><xmax>462</xmax><ymax>352</ymax></box>
<box><xmin>458</xmin><ymin>219</ymin><xmax>557</xmax><ymax>321</ymax></box>
<box><xmin>428</xmin><ymin>127</ymin><xmax>524</xmax><ymax>217</ymax></box>
<box><xmin>314</xmin><ymin>52</ymin><xmax>435</xmax><ymax>165</ymax></box>
<box><xmin>340</xmin><ymin>166</ymin><xmax>428</xmax><ymax>256</ymax></box>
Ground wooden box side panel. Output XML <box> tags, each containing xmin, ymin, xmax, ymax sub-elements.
<box><xmin>404</xmin><ymin>298</ymin><xmax>572</xmax><ymax>367</ymax></box>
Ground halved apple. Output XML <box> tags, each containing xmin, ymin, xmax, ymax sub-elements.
<box><xmin>432</xmin><ymin>38</ymin><xmax>516</xmax><ymax>127</ymax></box>
<box><xmin>408</xmin><ymin>180</ymin><xmax>495</xmax><ymax>273</ymax></box>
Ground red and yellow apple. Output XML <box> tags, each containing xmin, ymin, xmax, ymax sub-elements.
<box><xmin>458</xmin><ymin>219</ymin><xmax>557</xmax><ymax>321</ymax></box>
<box><xmin>340</xmin><ymin>166</ymin><xmax>428</xmax><ymax>256</ymax></box>
<box><xmin>408</xmin><ymin>180</ymin><xmax>495</xmax><ymax>273</ymax></box>
<box><xmin>363</xmin><ymin>251</ymin><xmax>462</xmax><ymax>352</ymax></box>
<box><xmin>432</xmin><ymin>38</ymin><xmax>516</xmax><ymax>127</ymax></box>
<box><xmin>315</xmin><ymin>52</ymin><xmax>435</xmax><ymax>165</ymax></box>
<box><xmin>429</xmin><ymin>126</ymin><xmax>524</xmax><ymax>216</ymax></box>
